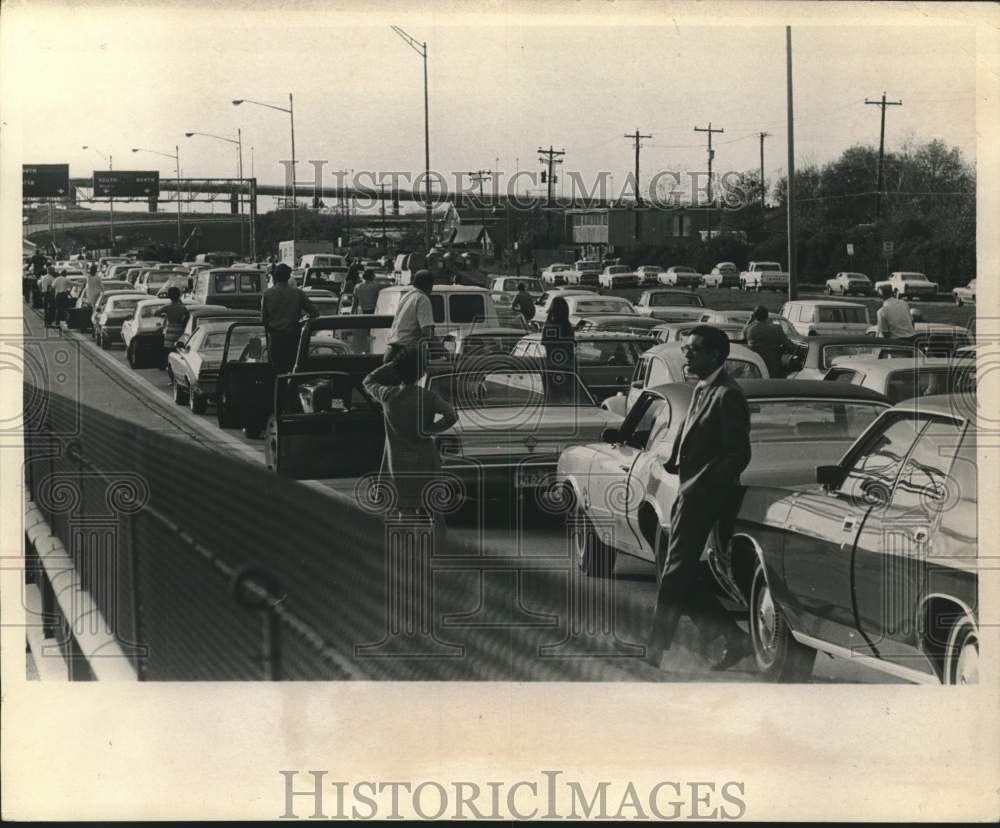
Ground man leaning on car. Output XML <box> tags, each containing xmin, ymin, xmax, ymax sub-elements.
<box><xmin>646</xmin><ymin>325</ymin><xmax>754</xmax><ymax>672</ymax></box>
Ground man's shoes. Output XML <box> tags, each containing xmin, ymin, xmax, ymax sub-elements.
<box><xmin>709</xmin><ymin>635</ymin><xmax>753</xmax><ymax>671</ymax></box>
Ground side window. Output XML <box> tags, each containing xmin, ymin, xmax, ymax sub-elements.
<box><xmin>622</xmin><ymin>397</ymin><xmax>667</xmax><ymax>449</ymax></box>
<box><xmin>826</xmin><ymin>369</ymin><xmax>858</xmax><ymax>383</ymax></box>
<box><xmin>239</xmin><ymin>273</ymin><xmax>261</xmax><ymax>293</ymax></box>
<box><xmin>890</xmin><ymin>417</ymin><xmax>966</xmax><ymax>515</ymax></box>
<box><xmin>429</xmin><ymin>295</ymin><xmax>445</xmax><ymax>323</ymax></box>
<box><xmin>838</xmin><ymin>415</ymin><xmax>925</xmax><ymax>506</ymax></box>
<box><xmin>449</xmin><ymin>295</ymin><xmax>486</xmax><ymax>324</ymax></box>
<box><xmin>214</xmin><ymin>274</ymin><xmax>237</xmax><ymax>294</ymax></box>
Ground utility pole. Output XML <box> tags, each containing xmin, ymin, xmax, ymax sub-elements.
<box><xmin>865</xmin><ymin>92</ymin><xmax>902</xmax><ymax>225</ymax></box>
<box><xmin>624</xmin><ymin>128</ymin><xmax>652</xmax><ymax>239</ymax></box>
<box><xmin>468</xmin><ymin>169</ymin><xmax>493</xmax><ymax>224</ymax></box>
<box><xmin>536</xmin><ymin>145</ymin><xmax>565</xmax><ymax>207</ymax></box>
<box><xmin>379</xmin><ymin>182</ymin><xmax>387</xmax><ymax>250</ymax></box>
<box><xmin>758</xmin><ymin>132</ymin><xmax>770</xmax><ymax>208</ymax></box>
<box><xmin>694</xmin><ymin>122</ymin><xmax>724</xmax><ymax>240</ymax></box>
<box><xmin>785</xmin><ymin>26</ymin><xmax>798</xmax><ymax>301</ymax></box>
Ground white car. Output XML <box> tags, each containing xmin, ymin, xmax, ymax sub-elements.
<box><xmin>740</xmin><ymin>261</ymin><xmax>789</xmax><ymax>292</ymax></box>
<box><xmin>823</xmin><ymin>357</ymin><xmax>976</xmax><ymax>404</ymax></box>
<box><xmin>633</xmin><ymin>289</ymin><xmax>707</xmax><ymax>323</ymax></box>
<box><xmin>541</xmin><ymin>264</ymin><xmax>573</xmax><ymax>285</ymax></box>
<box><xmin>873</xmin><ymin>271</ymin><xmax>938</xmax><ymax>300</ymax></box>
<box><xmin>635</xmin><ymin>265</ymin><xmax>664</xmax><ymax>285</ymax></box>
<box><xmin>780</xmin><ymin>300</ymin><xmax>871</xmax><ymax>337</ymax></box>
<box><xmin>540</xmin><ymin>294</ymin><xmax>637</xmax><ymax>327</ymax></box>
<box><xmin>702</xmin><ymin>262</ymin><xmax>740</xmax><ymax>288</ymax></box>
<box><xmin>598</xmin><ymin>265</ymin><xmax>639</xmax><ymax>289</ymax></box>
<box><xmin>657</xmin><ymin>265</ymin><xmax>702</xmax><ymax>288</ymax></box>
<box><xmin>825</xmin><ymin>272</ymin><xmax>873</xmax><ymax>296</ymax></box>
<box><xmin>490</xmin><ymin>276</ymin><xmax>544</xmax><ymax>307</ymax></box>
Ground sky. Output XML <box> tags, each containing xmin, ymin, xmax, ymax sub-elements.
<box><xmin>3</xmin><ymin>2</ymin><xmax>982</xmax><ymax>212</ymax></box>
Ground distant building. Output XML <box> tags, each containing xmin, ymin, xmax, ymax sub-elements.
<box><xmin>566</xmin><ymin>206</ymin><xmax>723</xmax><ymax>256</ymax></box>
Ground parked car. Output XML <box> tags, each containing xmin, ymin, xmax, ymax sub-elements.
<box><xmin>122</xmin><ymin>297</ymin><xmax>169</xmax><ymax>367</ymax></box>
<box><xmin>952</xmin><ymin>279</ymin><xmax>976</xmax><ymax>306</ymax></box>
<box><xmin>441</xmin><ymin>327</ymin><xmax>529</xmax><ymax>359</ymax></box>
<box><xmin>371</xmin><ymin>285</ymin><xmax>499</xmax><ymax>352</ymax></box>
<box><xmin>423</xmin><ymin>358</ymin><xmax>624</xmax><ymax>500</ymax></box>
<box><xmin>562</xmin><ymin>260</ymin><xmax>604</xmax><ymax>287</ymax></box>
<box><xmin>609</xmin><ymin>341</ymin><xmax>769</xmax><ymax>415</ymax></box>
<box><xmin>784</xmin><ymin>335</ymin><xmax>923</xmax><ymax>380</ymax></box>
<box><xmin>633</xmin><ymin>289</ymin><xmax>708</xmax><ymax>323</ymax></box>
<box><xmin>708</xmin><ymin>395</ymin><xmax>978</xmax><ymax>683</ymax></box>
<box><xmin>635</xmin><ymin>265</ymin><xmax>664</xmax><ymax>286</ymax></box>
<box><xmin>300</xmin><ymin>266</ymin><xmax>349</xmax><ymax>293</ymax></box>
<box><xmin>824</xmin><ymin>357</ymin><xmax>976</xmax><ymax>404</ymax></box>
<box><xmin>598</xmin><ymin>265</ymin><xmax>639</xmax><ymax>289</ymax></box>
<box><xmin>702</xmin><ymin>262</ymin><xmax>740</xmax><ymax>289</ymax></box>
<box><xmin>780</xmin><ymin>300</ymin><xmax>871</xmax><ymax>338</ymax></box>
<box><xmin>825</xmin><ymin>272</ymin><xmax>873</xmax><ymax>296</ymax></box>
<box><xmin>652</xmin><ymin>321</ymin><xmax>745</xmax><ymax>344</ymax></box>
<box><xmin>511</xmin><ymin>330</ymin><xmax>657</xmax><ymax>400</ymax></box>
<box><xmin>541</xmin><ymin>264</ymin><xmax>573</xmax><ymax>286</ymax></box>
<box><xmin>740</xmin><ymin>261</ymin><xmax>789</xmax><ymax>292</ymax></box>
<box><xmin>178</xmin><ymin>306</ymin><xmax>259</xmax><ymax>341</ymax></box>
<box><xmin>534</xmin><ymin>293</ymin><xmax>637</xmax><ymax>328</ymax></box>
<box><xmin>873</xmin><ymin>271</ymin><xmax>938</xmax><ymax>300</ymax></box>
<box><xmin>658</xmin><ymin>265</ymin><xmax>702</xmax><ymax>288</ymax></box>
<box><xmin>866</xmin><ymin>322</ymin><xmax>974</xmax><ymax>357</ymax></box>
<box><xmin>89</xmin><ymin>289</ymin><xmax>146</xmax><ymax>338</ymax></box>
<box><xmin>187</xmin><ymin>267</ymin><xmax>264</xmax><ymax>310</ymax></box>
<box><xmin>168</xmin><ymin>321</ymin><xmax>266</xmax><ymax>413</ymax></box>
<box><xmin>490</xmin><ymin>276</ymin><xmax>545</xmax><ymax>306</ymax></box>
<box><xmin>94</xmin><ymin>294</ymin><xmax>148</xmax><ymax>349</ymax></box>
<box><xmin>557</xmin><ymin>380</ymin><xmax>890</xmax><ymax>576</ymax></box>
<box><xmin>574</xmin><ymin>315</ymin><xmax>662</xmax><ymax>335</ymax></box>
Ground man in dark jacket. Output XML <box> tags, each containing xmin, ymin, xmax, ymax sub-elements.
<box><xmin>261</xmin><ymin>263</ymin><xmax>319</xmax><ymax>373</ymax></box>
<box><xmin>646</xmin><ymin>325</ymin><xmax>753</xmax><ymax>671</ymax></box>
<box><xmin>742</xmin><ymin>305</ymin><xmax>795</xmax><ymax>378</ymax></box>
<box><xmin>511</xmin><ymin>282</ymin><xmax>536</xmax><ymax>324</ymax></box>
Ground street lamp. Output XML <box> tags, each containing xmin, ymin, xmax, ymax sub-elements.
<box><xmin>131</xmin><ymin>145</ymin><xmax>182</xmax><ymax>253</ymax></box>
<box><xmin>185</xmin><ymin>130</ymin><xmax>246</xmax><ymax>257</ymax></box>
<box><xmin>233</xmin><ymin>96</ymin><xmax>296</xmax><ymax>247</ymax></box>
<box><xmin>391</xmin><ymin>26</ymin><xmax>432</xmax><ymax>252</ymax></box>
<box><xmin>82</xmin><ymin>145</ymin><xmax>114</xmax><ymax>250</ymax></box>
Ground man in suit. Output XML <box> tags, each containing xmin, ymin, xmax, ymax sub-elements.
<box><xmin>646</xmin><ymin>325</ymin><xmax>753</xmax><ymax>671</ymax></box>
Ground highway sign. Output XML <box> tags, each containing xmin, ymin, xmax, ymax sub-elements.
<box><xmin>93</xmin><ymin>170</ymin><xmax>160</xmax><ymax>198</ymax></box>
<box><xmin>23</xmin><ymin>164</ymin><xmax>69</xmax><ymax>198</ymax></box>
<box><xmin>846</xmin><ymin>243</ymin><xmax>854</xmax><ymax>256</ymax></box>
<box><xmin>882</xmin><ymin>240</ymin><xmax>894</xmax><ymax>256</ymax></box>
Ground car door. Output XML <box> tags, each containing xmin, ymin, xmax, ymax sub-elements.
<box><xmin>779</xmin><ymin>413</ymin><xmax>925</xmax><ymax>647</ymax></box>
<box><xmin>623</xmin><ymin>396</ymin><xmax>675</xmax><ymax>559</ymax></box>
<box><xmin>850</xmin><ymin>414</ymin><xmax>967</xmax><ymax>677</ymax></box>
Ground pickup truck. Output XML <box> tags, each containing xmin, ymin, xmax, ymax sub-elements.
<box><xmin>873</xmin><ymin>271</ymin><xmax>938</xmax><ymax>300</ymax></box>
<box><xmin>740</xmin><ymin>261</ymin><xmax>789</xmax><ymax>292</ymax></box>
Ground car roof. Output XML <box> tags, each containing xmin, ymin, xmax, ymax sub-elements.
<box><xmin>785</xmin><ymin>299</ymin><xmax>867</xmax><ymax>307</ymax></box>
<box><xmin>809</xmin><ymin>335</ymin><xmax>916</xmax><ymax>346</ymax></box>
<box><xmin>891</xmin><ymin>394</ymin><xmax>975</xmax><ymax>421</ymax></box>
<box><xmin>520</xmin><ymin>330</ymin><xmax>655</xmax><ymax>342</ymax></box>
<box><xmin>827</xmin><ymin>357</ymin><xmax>966</xmax><ymax>375</ymax></box>
<box><xmin>644</xmin><ymin>341</ymin><xmax>759</xmax><ymax>359</ymax></box>
<box><xmin>384</xmin><ymin>284</ymin><xmax>489</xmax><ymax>294</ymax></box>
<box><xmin>579</xmin><ymin>314</ymin><xmax>659</xmax><ymax>324</ymax></box>
<box><xmin>646</xmin><ymin>379</ymin><xmax>890</xmax><ymax>404</ymax></box>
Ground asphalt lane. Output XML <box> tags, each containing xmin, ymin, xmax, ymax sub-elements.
<box><xmin>26</xmin><ymin>303</ymin><xmax>903</xmax><ymax>683</ymax></box>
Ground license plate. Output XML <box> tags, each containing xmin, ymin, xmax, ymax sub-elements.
<box><xmin>516</xmin><ymin>467</ymin><xmax>549</xmax><ymax>489</ymax></box>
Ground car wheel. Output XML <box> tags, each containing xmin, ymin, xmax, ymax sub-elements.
<box><xmin>188</xmin><ymin>386</ymin><xmax>207</xmax><ymax>415</ymax></box>
<box><xmin>748</xmin><ymin>559</ymin><xmax>815</xmax><ymax>682</ymax></box>
<box><xmin>572</xmin><ymin>505</ymin><xmax>616</xmax><ymax>577</ymax></box>
<box><xmin>264</xmin><ymin>415</ymin><xmax>279</xmax><ymax>472</ymax></box>
<box><xmin>944</xmin><ymin>618</ymin><xmax>978</xmax><ymax>685</ymax></box>
<box><xmin>955</xmin><ymin>295</ymin><xmax>963</xmax><ymax>306</ymax></box>
<box><xmin>172</xmin><ymin>379</ymin><xmax>189</xmax><ymax>406</ymax></box>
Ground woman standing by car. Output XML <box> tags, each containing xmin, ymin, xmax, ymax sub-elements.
<box><xmin>156</xmin><ymin>287</ymin><xmax>189</xmax><ymax>368</ymax></box>
<box><xmin>541</xmin><ymin>296</ymin><xmax>576</xmax><ymax>373</ymax></box>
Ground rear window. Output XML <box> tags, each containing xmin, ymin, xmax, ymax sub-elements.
<box><xmin>748</xmin><ymin>399</ymin><xmax>886</xmax><ymax>442</ymax></box>
<box><xmin>651</xmin><ymin>293</ymin><xmax>700</xmax><ymax>307</ymax></box>
<box><xmin>239</xmin><ymin>273</ymin><xmax>261</xmax><ymax>292</ymax></box>
<box><xmin>214</xmin><ymin>274</ymin><xmax>237</xmax><ymax>294</ymax></box>
<box><xmin>448</xmin><ymin>295</ymin><xmax>486</xmax><ymax>324</ymax></box>
<box><xmin>724</xmin><ymin>359</ymin><xmax>763</xmax><ymax>379</ymax></box>
<box><xmin>817</xmin><ymin>306</ymin><xmax>868</xmax><ymax>324</ymax></box>
<box><xmin>821</xmin><ymin>344</ymin><xmax>914</xmax><ymax>369</ymax></box>
<box><xmin>885</xmin><ymin>367</ymin><xmax>976</xmax><ymax>404</ymax></box>
<box><xmin>576</xmin><ymin>340</ymin><xmax>639</xmax><ymax>366</ymax></box>
<box><xmin>575</xmin><ymin>299</ymin><xmax>634</xmax><ymax>315</ymax></box>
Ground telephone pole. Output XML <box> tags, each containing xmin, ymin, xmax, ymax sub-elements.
<box><xmin>694</xmin><ymin>122</ymin><xmax>724</xmax><ymax>239</ymax></box>
<box><xmin>379</xmin><ymin>182</ymin><xmax>388</xmax><ymax>249</ymax></box>
<box><xmin>468</xmin><ymin>169</ymin><xmax>493</xmax><ymax>223</ymax></box>
<box><xmin>537</xmin><ymin>146</ymin><xmax>565</xmax><ymax>207</ymax></box>
<box><xmin>624</xmin><ymin>128</ymin><xmax>652</xmax><ymax>239</ymax></box>
<box><xmin>758</xmin><ymin>132</ymin><xmax>770</xmax><ymax>208</ymax></box>
<box><xmin>865</xmin><ymin>91</ymin><xmax>902</xmax><ymax>224</ymax></box>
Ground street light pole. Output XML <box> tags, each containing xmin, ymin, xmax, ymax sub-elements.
<box><xmin>184</xmin><ymin>130</ymin><xmax>246</xmax><ymax>257</ymax></box>
<box><xmin>131</xmin><ymin>145</ymin><xmax>183</xmax><ymax>253</ymax></box>
<box><xmin>391</xmin><ymin>26</ymin><xmax>432</xmax><ymax>252</ymax></box>
<box><xmin>233</xmin><ymin>96</ymin><xmax>297</xmax><ymax>247</ymax></box>
<box><xmin>83</xmin><ymin>146</ymin><xmax>114</xmax><ymax>251</ymax></box>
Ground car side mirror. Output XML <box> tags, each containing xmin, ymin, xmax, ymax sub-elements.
<box><xmin>630</xmin><ymin>380</ymin><xmax>643</xmax><ymax>390</ymax></box>
<box><xmin>602</xmin><ymin>427</ymin><xmax>620</xmax><ymax>444</ymax></box>
<box><xmin>816</xmin><ymin>465</ymin><xmax>846</xmax><ymax>490</ymax></box>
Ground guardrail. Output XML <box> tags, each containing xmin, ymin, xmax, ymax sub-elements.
<box><xmin>23</xmin><ymin>384</ymin><xmax>647</xmax><ymax>680</ymax></box>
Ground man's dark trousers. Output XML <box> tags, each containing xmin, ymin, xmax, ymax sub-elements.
<box><xmin>268</xmin><ymin>330</ymin><xmax>299</xmax><ymax>374</ymax></box>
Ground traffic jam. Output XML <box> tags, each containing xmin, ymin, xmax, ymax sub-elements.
<box><xmin>24</xmin><ymin>248</ymin><xmax>980</xmax><ymax>685</ymax></box>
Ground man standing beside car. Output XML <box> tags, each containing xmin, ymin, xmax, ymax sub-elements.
<box><xmin>742</xmin><ymin>305</ymin><xmax>795</xmax><ymax>378</ymax></box>
<box><xmin>876</xmin><ymin>283</ymin><xmax>915</xmax><ymax>340</ymax></box>
<box><xmin>384</xmin><ymin>269</ymin><xmax>436</xmax><ymax>363</ymax></box>
<box><xmin>353</xmin><ymin>268</ymin><xmax>384</xmax><ymax>314</ymax></box>
<box><xmin>511</xmin><ymin>282</ymin><xmax>536</xmax><ymax>326</ymax></box>
<box><xmin>646</xmin><ymin>325</ymin><xmax>753</xmax><ymax>672</ymax></box>
<box><xmin>261</xmin><ymin>262</ymin><xmax>319</xmax><ymax>374</ymax></box>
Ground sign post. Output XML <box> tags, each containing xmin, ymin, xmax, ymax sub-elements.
<box><xmin>846</xmin><ymin>242</ymin><xmax>854</xmax><ymax>271</ymax></box>
<box><xmin>882</xmin><ymin>240</ymin><xmax>894</xmax><ymax>279</ymax></box>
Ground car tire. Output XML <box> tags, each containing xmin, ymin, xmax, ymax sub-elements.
<box><xmin>955</xmin><ymin>295</ymin><xmax>963</xmax><ymax>306</ymax></box>
<box><xmin>572</xmin><ymin>506</ymin><xmax>616</xmax><ymax>578</ymax></box>
<box><xmin>944</xmin><ymin>618</ymin><xmax>978</xmax><ymax>685</ymax></box>
<box><xmin>825</xmin><ymin>286</ymin><xmax>833</xmax><ymax>295</ymax></box>
<box><xmin>126</xmin><ymin>342</ymin><xmax>137</xmax><ymax>368</ymax></box>
<box><xmin>172</xmin><ymin>379</ymin><xmax>189</xmax><ymax>406</ymax></box>
<box><xmin>748</xmin><ymin>559</ymin><xmax>816</xmax><ymax>682</ymax></box>
<box><xmin>188</xmin><ymin>386</ymin><xmax>207</xmax><ymax>415</ymax></box>
<box><xmin>99</xmin><ymin>331</ymin><xmax>112</xmax><ymax>350</ymax></box>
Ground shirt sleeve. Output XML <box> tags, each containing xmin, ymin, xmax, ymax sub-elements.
<box><xmin>260</xmin><ymin>293</ymin><xmax>270</xmax><ymax>328</ymax></box>
<box><xmin>362</xmin><ymin>363</ymin><xmax>402</xmax><ymax>403</ymax></box>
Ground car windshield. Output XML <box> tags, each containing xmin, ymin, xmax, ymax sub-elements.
<box><xmin>577</xmin><ymin>263</ymin><xmax>602</xmax><ymax>272</ymax></box>
<box><xmin>901</xmin><ymin>274</ymin><xmax>927</xmax><ymax>282</ymax></box>
<box><xmin>607</xmin><ymin>266</ymin><xmax>630</xmax><ymax>274</ymax></box>
<box><xmin>672</xmin><ymin>267</ymin><xmax>696</xmax><ymax>273</ymax></box>
<box><xmin>427</xmin><ymin>370</ymin><xmax>595</xmax><ymax>409</ymax></box>
<box><xmin>203</xmin><ymin>328</ymin><xmax>264</xmax><ymax>351</ymax></box>
<box><xmin>844</xmin><ymin>273</ymin><xmax>869</xmax><ymax>281</ymax></box>
<box><xmin>574</xmin><ymin>299</ymin><xmax>635</xmax><ymax>314</ymax></box>
<box><xmin>748</xmin><ymin>400</ymin><xmax>886</xmax><ymax>442</ymax></box>
<box><xmin>109</xmin><ymin>299</ymin><xmax>141</xmax><ymax>314</ymax></box>
<box><xmin>885</xmin><ymin>367</ymin><xmax>976</xmax><ymax>403</ymax></box>
<box><xmin>818</xmin><ymin>307</ymin><xmax>868</xmax><ymax>323</ymax></box>
<box><xmin>575</xmin><ymin>340</ymin><xmax>653</xmax><ymax>365</ymax></box>
<box><xmin>147</xmin><ymin>273</ymin><xmax>172</xmax><ymax>287</ymax></box>
<box><xmin>821</xmin><ymin>344</ymin><xmax>915</xmax><ymax>369</ymax></box>
<box><xmin>651</xmin><ymin>293</ymin><xmax>702</xmax><ymax>307</ymax></box>
<box><xmin>141</xmin><ymin>303</ymin><xmax>169</xmax><ymax>318</ymax></box>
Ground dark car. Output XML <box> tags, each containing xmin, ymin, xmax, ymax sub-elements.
<box><xmin>708</xmin><ymin>395</ymin><xmax>978</xmax><ymax>684</ymax></box>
